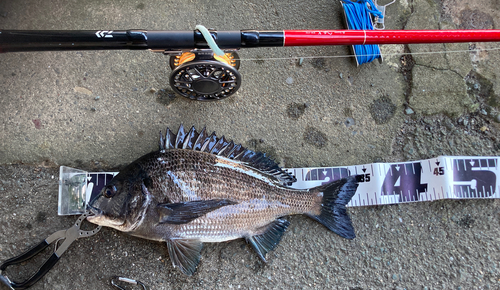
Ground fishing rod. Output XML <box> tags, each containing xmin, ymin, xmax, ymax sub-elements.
<box><xmin>1</xmin><ymin>28</ymin><xmax>500</xmax><ymax>100</ymax></box>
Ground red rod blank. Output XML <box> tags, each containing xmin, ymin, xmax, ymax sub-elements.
<box><xmin>284</xmin><ymin>30</ymin><xmax>500</xmax><ymax>46</ymax></box>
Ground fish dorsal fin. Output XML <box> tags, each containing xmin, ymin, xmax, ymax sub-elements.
<box><xmin>157</xmin><ymin>199</ymin><xmax>237</xmax><ymax>224</ymax></box>
<box><xmin>210</xmin><ymin>136</ymin><xmax>229</xmax><ymax>154</ymax></box>
<box><xmin>201</xmin><ymin>132</ymin><xmax>217</xmax><ymax>152</ymax></box>
<box><xmin>246</xmin><ymin>219</ymin><xmax>290</xmax><ymax>262</ymax></box>
<box><xmin>175</xmin><ymin>124</ymin><xmax>187</xmax><ymax>149</ymax></box>
<box><xmin>160</xmin><ymin>125</ymin><xmax>297</xmax><ymax>186</ymax></box>
<box><xmin>166</xmin><ymin>239</ymin><xmax>203</xmax><ymax>276</ymax></box>
<box><xmin>193</xmin><ymin>127</ymin><xmax>208</xmax><ymax>151</ymax></box>
<box><xmin>217</xmin><ymin>140</ymin><xmax>234</xmax><ymax>156</ymax></box>
<box><xmin>160</xmin><ymin>127</ymin><xmax>176</xmax><ymax>150</ymax></box>
<box><xmin>183</xmin><ymin>126</ymin><xmax>199</xmax><ymax>149</ymax></box>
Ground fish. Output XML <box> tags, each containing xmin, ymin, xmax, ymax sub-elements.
<box><xmin>87</xmin><ymin>125</ymin><xmax>359</xmax><ymax>276</ymax></box>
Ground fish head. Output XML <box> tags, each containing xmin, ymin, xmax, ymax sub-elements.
<box><xmin>87</xmin><ymin>164</ymin><xmax>152</xmax><ymax>232</ymax></box>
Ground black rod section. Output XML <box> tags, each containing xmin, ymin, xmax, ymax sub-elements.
<box><xmin>0</xmin><ymin>29</ymin><xmax>284</xmax><ymax>53</ymax></box>
<box><xmin>0</xmin><ymin>30</ymin><xmax>149</xmax><ymax>52</ymax></box>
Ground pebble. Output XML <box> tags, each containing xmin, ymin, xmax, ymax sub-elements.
<box><xmin>74</xmin><ymin>86</ymin><xmax>92</xmax><ymax>95</ymax></box>
<box><xmin>94</xmin><ymin>96</ymin><xmax>100</xmax><ymax>100</ymax></box>
<box><xmin>495</xmin><ymin>114</ymin><xmax>500</xmax><ymax>123</ymax></box>
<box><xmin>444</xmin><ymin>119</ymin><xmax>454</xmax><ymax>129</ymax></box>
<box><xmin>286</xmin><ymin>77</ymin><xmax>294</xmax><ymax>84</ymax></box>
<box><xmin>405</xmin><ymin>107</ymin><xmax>414</xmax><ymax>115</ymax></box>
<box><xmin>90</xmin><ymin>107</ymin><xmax>96</xmax><ymax>112</ymax></box>
<box><xmin>339</xmin><ymin>72</ymin><xmax>343</xmax><ymax>79</ymax></box>
<box><xmin>298</xmin><ymin>58</ymin><xmax>304</xmax><ymax>66</ymax></box>
<box><xmin>480</xmin><ymin>109</ymin><xmax>487</xmax><ymax>115</ymax></box>
<box><xmin>345</xmin><ymin>117</ymin><xmax>355</xmax><ymax>127</ymax></box>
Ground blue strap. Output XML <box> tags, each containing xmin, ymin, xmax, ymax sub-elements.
<box><xmin>342</xmin><ymin>0</ymin><xmax>382</xmax><ymax>64</ymax></box>
<box><xmin>342</xmin><ymin>0</ymin><xmax>383</xmax><ymax>19</ymax></box>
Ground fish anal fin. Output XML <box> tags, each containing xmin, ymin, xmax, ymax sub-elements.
<box><xmin>166</xmin><ymin>239</ymin><xmax>203</xmax><ymax>276</ymax></box>
<box><xmin>246</xmin><ymin>219</ymin><xmax>290</xmax><ymax>262</ymax></box>
<box><xmin>157</xmin><ymin>199</ymin><xmax>237</xmax><ymax>224</ymax></box>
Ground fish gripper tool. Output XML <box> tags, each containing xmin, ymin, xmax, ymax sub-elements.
<box><xmin>0</xmin><ymin>212</ymin><xmax>101</xmax><ymax>289</ymax></box>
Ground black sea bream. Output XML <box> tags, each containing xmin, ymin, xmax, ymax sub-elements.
<box><xmin>87</xmin><ymin>125</ymin><xmax>359</xmax><ymax>275</ymax></box>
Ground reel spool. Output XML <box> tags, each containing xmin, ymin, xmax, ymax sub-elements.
<box><xmin>169</xmin><ymin>50</ymin><xmax>241</xmax><ymax>101</ymax></box>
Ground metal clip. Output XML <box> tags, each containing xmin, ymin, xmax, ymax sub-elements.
<box><xmin>373</xmin><ymin>0</ymin><xmax>396</xmax><ymax>30</ymax></box>
<box><xmin>111</xmin><ymin>276</ymin><xmax>148</xmax><ymax>290</ymax></box>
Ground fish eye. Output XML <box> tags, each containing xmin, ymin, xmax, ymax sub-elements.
<box><xmin>103</xmin><ymin>186</ymin><xmax>117</xmax><ymax>198</ymax></box>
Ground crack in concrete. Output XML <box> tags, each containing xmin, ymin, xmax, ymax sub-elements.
<box><xmin>413</xmin><ymin>63</ymin><xmax>464</xmax><ymax>79</ymax></box>
<box><xmin>400</xmin><ymin>45</ymin><xmax>415</xmax><ymax>105</ymax></box>
<box><xmin>400</xmin><ymin>0</ymin><xmax>416</xmax><ymax>105</ymax></box>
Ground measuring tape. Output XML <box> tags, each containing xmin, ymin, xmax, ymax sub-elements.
<box><xmin>58</xmin><ymin>156</ymin><xmax>499</xmax><ymax>215</ymax></box>
<box><xmin>287</xmin><ymin>156</ymin><xmax>499</xmax><ymax>207</ymax></box>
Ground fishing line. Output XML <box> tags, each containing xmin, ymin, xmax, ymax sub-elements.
<box><xmin>232</xmin><ymin>46</ymin><xmax>500</xmax><ymax>62</ymax></box>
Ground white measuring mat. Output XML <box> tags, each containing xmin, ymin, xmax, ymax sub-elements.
<box><xmin>58</xmin><ymin>156</ymin><xmax>499</xmax><ymax>215</ymax></box>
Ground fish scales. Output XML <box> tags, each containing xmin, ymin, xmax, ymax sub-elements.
<box><xmin>88</xmin><ymin>125</ymin><xmax>359</xmax><ymax>276</ymax></box>
<box><xmin>142</xmin><ymin>149</ymin><xmax>315</xmax><ymax>240</ymax></box>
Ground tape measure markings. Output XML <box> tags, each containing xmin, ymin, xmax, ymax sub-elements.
<box><xmin>286</xmin><ymin>156</ymin><xmax>499</xmax><ymax>207</ymax></box>
<box><xmin>60</xmin><ymin>156</ymin><xmax>499</xmax><ymax>215</ymax></box>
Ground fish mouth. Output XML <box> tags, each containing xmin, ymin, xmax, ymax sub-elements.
<box><xmin>87</xmin><ymin>193</ymin><xmax>104</xmax><ymax>215</ymax></box>
<box><xmin>86</xmin><ymin>194</ymin><xmax>126</xmax><ymax>227</ymax></box>
<box><xmin>87</xmin><ymin>203</ymin><xmax>103</xmax><ymax>216</ymax></box>
<box><xmin>86</xmin><ymin>203</ymin><xmax>104</xmax><ymax>225</ymax></box>
<box><xmin>86</xmin><ymin>206</ymin><xmax>125</xmax><ymax>227</ymax></box>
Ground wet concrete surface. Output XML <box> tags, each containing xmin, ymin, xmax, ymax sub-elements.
<box><xmin>1</xmin><ymin>0</ymin><xmax>500</xmax><ymax>289</ymax></box>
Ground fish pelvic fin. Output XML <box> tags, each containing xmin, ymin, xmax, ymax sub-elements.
<box><xmin>246</xmin><ymin>219</ymin><xmax>290</xmax><ymax>263</ymax></box>
<box><xmin>306</xmin><ymin>176</ymin><xmax>359</xmax><ymax>239</ymax></box>
<box><xmin>157</xmin><ymin>199</ymin><xmax>238</xmax><ymax>224</ymax></box>
<box><xmin>166</xmin><ymin>239</ymin><xmax>203</xmax><ymax>276</ymax></box>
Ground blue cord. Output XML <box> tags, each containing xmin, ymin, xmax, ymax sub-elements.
<box><xmin>342</xmin><ymin>0</ymin><xmax>383</xmax><ymax>64</ymax></box>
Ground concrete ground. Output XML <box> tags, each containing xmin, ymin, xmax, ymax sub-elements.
<box><xmin>1</xmin><ymin>0</ymin><xmax>499</xmax><ymax>289</ymax></box>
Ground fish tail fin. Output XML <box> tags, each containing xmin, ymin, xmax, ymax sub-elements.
<box><xmin>306</xmin><ymin>176</ymin><xmax>359</xmax><ymax>239</ymax></box>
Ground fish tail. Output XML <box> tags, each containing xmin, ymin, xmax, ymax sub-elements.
<box><xmin>306</xmin><ymin>176</ymin><xmax>359</xmax><ymax>239</ymax></box>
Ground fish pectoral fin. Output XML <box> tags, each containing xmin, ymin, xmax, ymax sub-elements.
<box><xmin>166</xmin><ymin>239</ymin><xmax>203</xmax><ymax>276</ymax></box>
<box><xmin>245</xmin><ymin>219</ymin><xmax>290</xmax><ymax>263</ymax></box>
<box><xmin>157</xmin><ymin>199</ymin><xmax>238</xmax><ymax>224</ymax></box>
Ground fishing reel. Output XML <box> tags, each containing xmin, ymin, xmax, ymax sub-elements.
<box><xmin>167</xmin><ymin>49</ymin><xmax>241</xmax><ymax>101</ymax></box>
